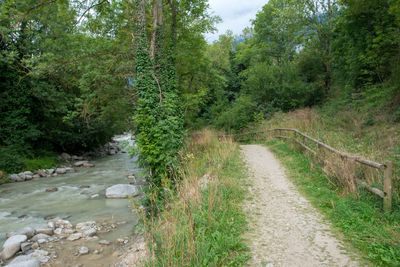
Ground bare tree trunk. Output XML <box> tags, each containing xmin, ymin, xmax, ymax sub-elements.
<box><xmin>150</xmin><ymin>0</ymin><xmax>163</xmax><ymax>59</ymax></box>
<box><xmin>326</xmin><ymin>0</ymin><xmax>332</xmax><ymax>94</ymax></box>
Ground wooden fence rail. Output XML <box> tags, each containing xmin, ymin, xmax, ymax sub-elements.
<box><xmin>226</xmin><ymin>128</ymin><xmax>394</xmax><ymax>212</ymax></box>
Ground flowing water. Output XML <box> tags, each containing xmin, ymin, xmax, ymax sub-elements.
<box><xmin>0</xmin><ymin>135</ymin><xmax>142</xmax><ymax>266</ymax></box>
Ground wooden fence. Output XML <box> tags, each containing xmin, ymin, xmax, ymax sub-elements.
<box><xmin>229</xmin><ymin>128</ymin><xmax>394</xmax><ymax>212</ymax></box>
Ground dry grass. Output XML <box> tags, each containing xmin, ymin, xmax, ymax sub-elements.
<box><xmin>145</xmin><ymin>129</ymin><xmax>249</xmax><ymax>266</ymax></box>
<box><xmin>243</xmin><ymin>107</ymin><xmax>399</xmax><ymax>199</ymax></box>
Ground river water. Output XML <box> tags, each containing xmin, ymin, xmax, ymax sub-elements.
<box><xmin>0</xmin><ymin>135</ymin><xmax>142</xmax><ymax>265</ymax></box>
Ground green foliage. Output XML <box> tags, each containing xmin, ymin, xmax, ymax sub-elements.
<box><xmin>0</xmin><ymin>147</ymin><xmax>25</xmax><ymax>173</ymax></box>
<box><xmin>0</xmin><ymin>0</ymin><xmax>133</xmax><ymax>165</ymax></box>
<box><xmin>23</xmin><ymin>153</ymin><xmax>58</xmax><ymax>172</ymax></box>
<box><xmin>133</xmin><ymin>0</ymin><xmax>184</xmax><ymax>197</ymax></box>
<box><xmin>268</xmin><ymin>140</ymin><xmax>400</xmax><ymax>266</ymax></box>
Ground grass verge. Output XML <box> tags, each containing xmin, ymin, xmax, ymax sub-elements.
<box><xmin>267</xmin><ymin>139</ymin><xmax>400</xmax><ymax>266</ymax></box>
<box><xmin>145</xmin><ymin>129</ymin><xmax>250</xmax><ymax>266</ymax></box>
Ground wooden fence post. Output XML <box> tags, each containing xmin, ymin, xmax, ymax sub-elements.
<box><xmin>383</xmin><ymin>161</ymin><xmax>393</xmax><ymax>212</ymax></box>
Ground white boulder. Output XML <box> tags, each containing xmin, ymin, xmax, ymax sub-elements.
<box><xmin>106</xmin><ymin>184</ymin><xmax>139</xmax><ymax>199</ymax></box>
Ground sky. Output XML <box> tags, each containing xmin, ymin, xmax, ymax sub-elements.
<box><xmin>204</xmin><ymin>0</ymin><xmax>267</xmax><ymax>43</ymax></box>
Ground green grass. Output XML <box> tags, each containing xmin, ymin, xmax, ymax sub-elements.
<box><xmin>23</xmin><ymin>155</ymin><xmax>58</xmax><ymax>171</ymax></box>
<box><xmin>146</xmin><ymin>130</ymin><xmax>250</xmax><ymax>266</ymax></box>
<box><xmin>266</xmin><ymin>139</ymin><xmax>400</xmax><ymax>266</ymax></box>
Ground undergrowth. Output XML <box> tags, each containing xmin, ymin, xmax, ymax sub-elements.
<box><xmin>145</xmin><ymin>129</ymin><xmax>250</xmax><ymax>266</ymax></box>
<box><xmin>267</xmin><ymin>140</ymin><xmax>400</xmax><ymax>266</ymax></box>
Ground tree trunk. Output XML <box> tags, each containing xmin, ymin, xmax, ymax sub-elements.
<box><xmin>150</xmin><ymin>0</ymin><xmax>163</xmax><ymax>59</ymax></box>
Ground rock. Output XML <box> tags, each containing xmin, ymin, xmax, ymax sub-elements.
<box><xmin>76</xmin><ymin>221</ymin><xmax>96</xmax><ymax>230</ymax></box>
<box><xmin>36</xmin><ymin>170</ymin><xmax>47</xmax><ymax>177</ymax></box>
<box><xmin>33</xmin><ymin>174</ymin><xmax>40</xmax><ymax>179</ymax></box>
<box><xmin>15</xmin><ymin>227</ymin><xmax>36</xmax><ymax>238</ymax></box>
<box><xmin>64</xmin><ymin>229</ymin><xmax>75</xmax><ymax>234</ymax></box>
<box><xmin>21</xmin><ymin>242</ymin><xmax>32</xmax><ymax>253</ymax></box>
<box><xmin>45</xmin><ymin>187</ymin><xmax>58</xmax><ymax>192</ymax></box>
<box><xmin>61</xmin><ymin>153</ymin><xmax>71</xmax><ymax>160</ymax></box>
<box><xmin>127</xmin><ymin>175</ymin><xmax>136</xmax><ymax>180</ymax></box>
<box><xmin>98</xmin><ymin>240</ymin><xmax>110</xmax><ymax>245</ymax></box>
<box><xmin>79</xmin><ymin>185</ymin><xmax>90</xmax><ymax>189</ymax></box>
<box><xmin>117</xmin><ymin>238</ymin><xmax>124</xmax><ymax>244</ymax></box>
<box><xmin>65</xmin><ymin>167</ymin><xmax>75</xmax><ymax>173</ymax></box>
<box><xmin>7</xmin><ymin>255</ymin><xmax>41</xmax><ymax>267</ymax></box>
<box><xmin>25</xmin><ymin>175</ymin><xmax>33</xmax><ymax>180</ymax></box>
<box><xmin>78</xmin><ymin>246</ymin><xmax>89</xmax><ymax>255</ymax></box>
<box><xmin>82</xmin><ymin>163</ymin><xmax>95</xmax><ymax>168</ymax></box>
<box><xmin>105</xmin><ymin>184</ymin><xmax>139</xmax><ymax>199</ymax></box>
<box><xmin>18</xmin><ymin>173</ymin><xmax>26</xmax><ymax>179</ymax></box>
<box><xmin>37</xmin><ymin>239</ymin><xmax>47</xmax><ymax>244</ymax></box>
<box><xmin>30</xmin><ymin>249</ymin><xmax>50</xmax><ymax>263</ymax></box>
<box><xmin>93</xmin><ymin>249</ymin><xmax>100</xmax><ymax>255</ymax></box>
<box><xmin>53</xmin><ymin>228</ymin><xmax>62</xmax><ymax>235</ymax></box>
<box><xmin>55</xmin><ymin>168</ymin><xmax>66</xmax><ymax>174</ymax></box>
<box><xmin>52</xmin><ymin>173</ymin><xmax>58</xmax><ymax>177</ymax></box>
<box><xmin>46</xmin><ymin>169</ymin><xmax>55</xmax><ymax>175</ymax></box>
<box><xmin>24</xmin><ymin>171</ymin><xmax>33</xmax><ymax>176</ymax></box>
<box><xmin>35</xmin><ymin>228</ymin><xmax>53</xmax><ymax>236</ymax></box>
<box><xmin>72</xmin><ymin>155</ymin><xmax>83</xmax><ymax>160</ymax></box>
<box><xmin>0</xmin><ymin>234</ymin><xmax>27</xmax><ymax>260</ymax></box>
<box><xmin>73</xmin><ymin>161</ymin><xmax>88</xmax><ymax>167</ymax></box>
<box><xmin>31</xmin><ymin>234</ymin><xmax>50</xmax><ymax>242</ymax></box>
<box><xmin>90</xmin><ymin>194</ymin><xmax>99</xmax><ymax>199</ymax></box>
<box><xmin>47</xmin><ymin>221</ymin><xmax>55</xmax><ymax>229</ymax></box>
<box><xmin>31</xmin><ymin>242</ymin><xmax>39</xmax><ymax>250</ymax></box>
<box><xmin>83</xmin><ymin>228</ymin><xmax>96</xmax><ymax>237</ymax></box>
<box><xmin>8</xmin><ymin>174</ymin><xmax>23</xmax><ymax>182</ymax></box>
<box><xmin>67</xmin><ymin>233</ymin><xmax>82</xmax><ymax>241</ymax></box>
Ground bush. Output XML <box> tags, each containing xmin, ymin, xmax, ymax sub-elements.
<box><xmin>0</xmin><ymin>147</ymin><xmax>25</xmax><ymax>173</ymax></box>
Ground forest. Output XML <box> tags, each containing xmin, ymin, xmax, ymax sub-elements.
<box><xmin>1</xmin><ymin>0</ymin><xmax>399</xmax><ymax>178</ymax></box>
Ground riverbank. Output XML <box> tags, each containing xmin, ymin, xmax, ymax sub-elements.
<box><xmin>0</xmin><ymin>134</ymin><xmax>144</xmax><ymax>266</ymax></box>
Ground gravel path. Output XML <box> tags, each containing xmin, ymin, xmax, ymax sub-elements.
<box><xmin>241</xmin><ymin>145</ymin><xmax>359</xmax><ymax>267</ymax></box>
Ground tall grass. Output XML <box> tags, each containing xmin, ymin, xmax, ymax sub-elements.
<box><xmin>145</xmin><ymin>129</ymin><xmax>249</xmax><ymax>266</ymax></box>
<box><xmin>244</xmin><ymin>107</ymin><xmax>399</xmax><ymax>203</ymax></box>
<box><xmin>268</xmin><ymin>140</ymin><xmax>400</xmax><ymax>266</ymax></box>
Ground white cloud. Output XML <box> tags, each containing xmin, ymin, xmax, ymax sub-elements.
<box><xmin>205</xmin><ymin>0</ymin><xmax>267</xmax><ymax>43</ymax></box>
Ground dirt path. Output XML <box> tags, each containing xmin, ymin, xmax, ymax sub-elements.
<box><xmin>241</xmin><ymin>145</ymin><xmax>359</xmax><ymax>267</ymax></box>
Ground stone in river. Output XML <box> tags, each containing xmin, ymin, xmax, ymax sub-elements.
<box><xmin>46</xmin><ymin>169</ymin><xmax>55</xmax><ymax>175</ymax></box>
<box><xmin>31</xmin><ymin>234</ymin><xmax>50</xmax><ymax>242</ymax></box>
<box><xmin>0</xmin><ymin>234</ymin><xmax>27</xmax><ymax>260</ymax></box>
<box><xmin>7</xmin><ymin>255</ymin><xmax>41</xmax><ymax>267</ymax></box>
<box><xmin>14</xmin><ymin>227</ymin><xmax>36</xmax><ymax>238</ymax></box>
<box><xmin>79</xmin><ymin>185</ymin><xmax>90</xmax><ymax>189</ymax></box>
<box><xmin>105</xmin><ymin>184</ymin><xmax>139</xmax><ymax>199</ymax></box>
<box><xmin>74</xmin><ymin>161</ymin><xmax>88</xmax><ymax>167</ymax></box>
<box><xmin>25</xmin><ymin>175</ymin><xmax>33</xmax><ymax>180</ymax></box>
<box><xmin>82</xmin><ymin>162</ymin><xmax>95</xmax><ymax>167</ymax></box>
<box><xmin>36</xmin><ymin>170</ymin><xmax>47</xmax><ymax>177</ymax></box>
<box><xmin>45</xmin><ymin>187</ymin><xmax>58</xmax><ymax>192</ymax></box>
<box><xmin>9</xmin><ymin>174</ymin><xmax>24</xmax><ymax>182</ymax></box>
<box><xmin>56</xmin><ymin>168</ymin><xmax>66</xmax><ymax>174</ymax></box>
<box><xmin>90</xmin><ymin>194</ymin><xmax>99</xmax><ymax>199</ymax></box>
<box><xmin>35</xmin><ymin>228</ymin><xmax>53</xmax><ymax>235</ymax></box>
